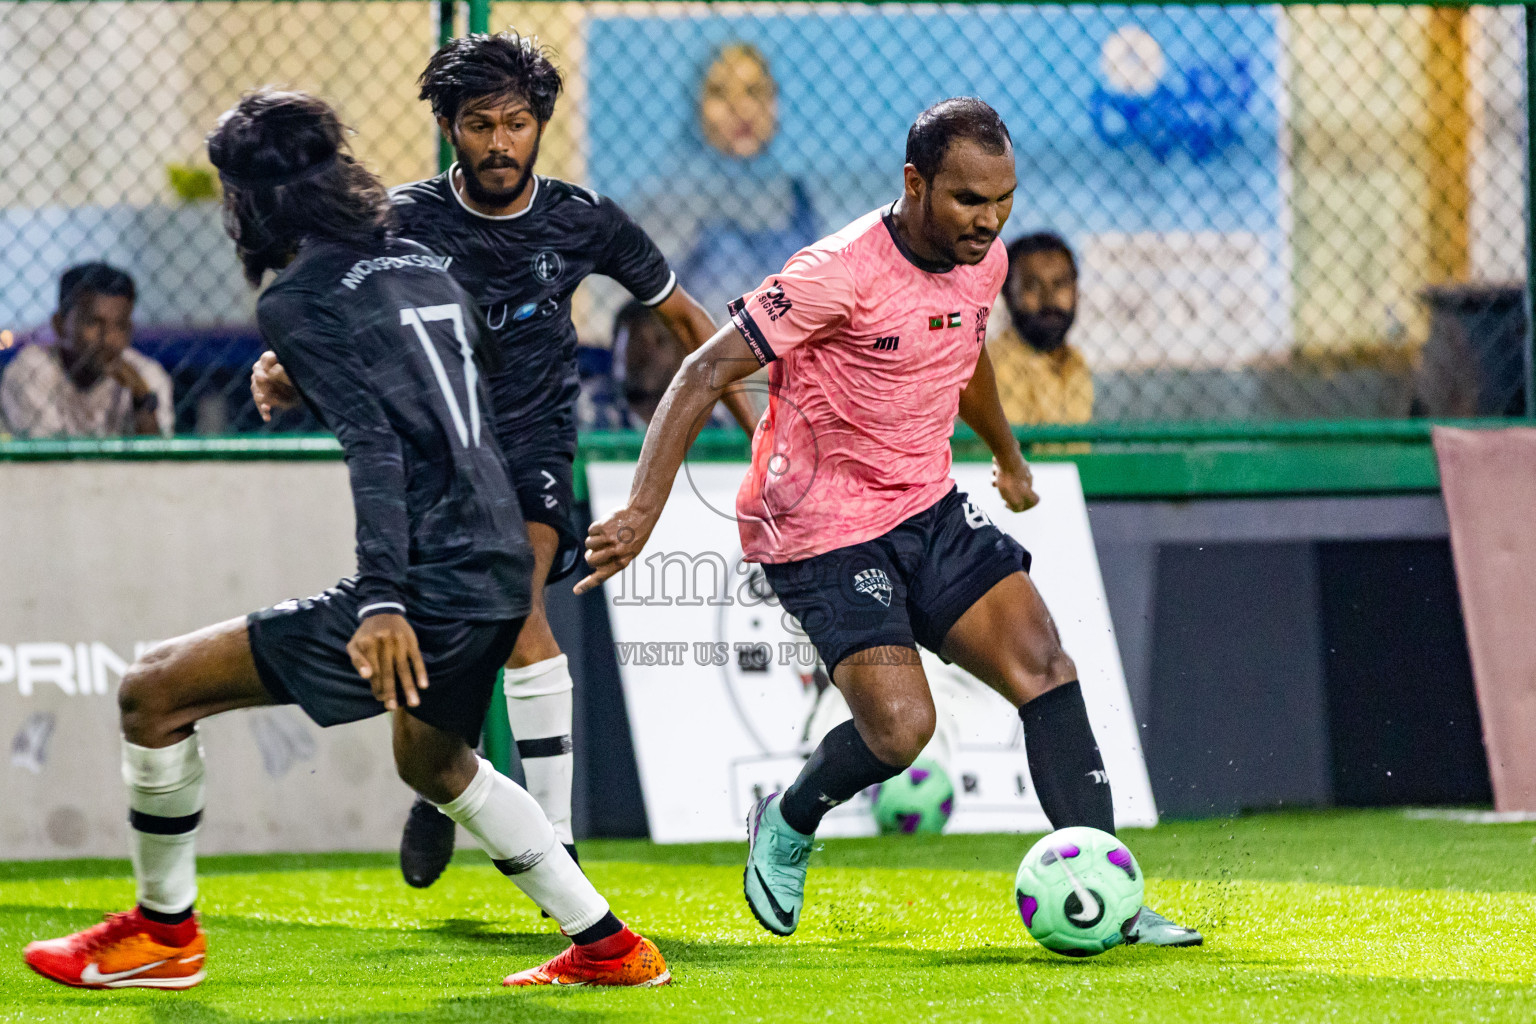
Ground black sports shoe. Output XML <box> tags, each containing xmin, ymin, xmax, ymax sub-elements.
<box><xmin>400</xmin><ymin>796</ymin><xmax>456</xmax><ymax>888</ymax></box>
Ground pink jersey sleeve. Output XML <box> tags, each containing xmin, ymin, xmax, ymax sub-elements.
<box><xmin>727</xmin><ymin>248</ymin><xmax>856</xmax><ymax>366</ymax></box>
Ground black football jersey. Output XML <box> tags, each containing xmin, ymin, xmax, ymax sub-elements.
<box><xmin>255</xmin><ymin>235</ymin><xmax>534</xmax><ymax>622</ymax></box>
<box><xmin>390</xmin><ymin>170</ymin><xmax>676</xmax><ymax>456</ymax></box>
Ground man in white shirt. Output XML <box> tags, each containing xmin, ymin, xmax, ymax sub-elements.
<box><xmin>0</xmin><ymin>262</ymin><xmax>173</xmax><ymax>438</ymax></box>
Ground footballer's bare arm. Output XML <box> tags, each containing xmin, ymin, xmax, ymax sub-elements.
<box><xmin>652</xmin><ymin>285</ymin><xmax>760</xmax><ymax>435</ymax></box>
<box><xmin>958</xmin><ymin>345</ymin><xmax>1038</xmax><ymax>512</ymax></box>
<box><xmin>576</xmin><ymin>323</ymin><xmax>761</xmax><ymax>594</ymax></box>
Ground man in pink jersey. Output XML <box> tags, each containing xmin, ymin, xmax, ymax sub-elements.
<box><xmin>578</xmin><ymin>99</ymin><xmax>1200</xmax><ymax>948</ymax></box>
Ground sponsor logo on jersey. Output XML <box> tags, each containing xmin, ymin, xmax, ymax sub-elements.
<box><xmin>492</xmin><ymin>298</ymin><xmax>556</xmax><ymax>328</ymax></box>
<box><xmin>531</xmin><ymin>249</ymin><xmax>564</xmax><ymax>284</ymax></box>
<box><xmin>873</xmin><ymin>336</ymin><xmax>899</xmax><ymax>352</ymax></box>
<box><xmin>756</xmin><ymin>281</ymin><xmax>793</xmax><ymax>322</ymax></box>
<box><xmin>339</xmin><ymin>253</ymin><xmax>452</xmax><ymax>291</ymax></box>
<box><xmin>852</xmin><ymin>568</ymin><xmax>893</xmax><ymax>607</ymax></box>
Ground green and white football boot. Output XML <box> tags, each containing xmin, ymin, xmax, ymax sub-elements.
<box><xmin>743</xmin><ymin>794</ymin><xmax>814</xmax><ymax>936</ymax></box>
<box><xmin>1124</xmin><ymin>905</ymin><xmax>1203</xmax><ymax>946</ymax></box>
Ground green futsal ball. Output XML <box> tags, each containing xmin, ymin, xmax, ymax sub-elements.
<box><xmin>871</xmin><ymin>757</ymin><xmax>955</xmax><ymax>835</ymax></box>
<box><xmin>1015</xmin><ymin>826</ymin><xmax>1144</xmax><ymax>957</ymax></box>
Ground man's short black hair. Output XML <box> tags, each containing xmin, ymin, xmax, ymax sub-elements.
<box><xmin>905</xmin><ymin>97</ymin><xmax>1012</xmax><ymax>181</ymax></box>
<box><xmin>418</xmin><ymin>30</ymin><xmax>564</xmax><ymax>125</ymax></box>
<box><xmin>58</xmin><ymin>262</ymin><xmax>135</xmax><ymax>316</ymax></box>
<box><xmin>1007</xmin><ymin>232</ymin><xmax>1078</xmax><ymax>277</ymax></box>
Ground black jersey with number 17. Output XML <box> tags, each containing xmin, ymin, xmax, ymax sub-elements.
<box><xmin>390</xmin><ymin>170</ymin><xmax>677</xmax><ymax>456</ymax></box>
<box><xmin>254</xmin><ymin>235</ymin><xmax>535</xmax><ymax>623</ymax></box>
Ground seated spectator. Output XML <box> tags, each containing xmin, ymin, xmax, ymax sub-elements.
<box><xmin>988</xmin><ymin>233</ymin><xmax>1093</xmax><ymax>425</ymax></box>
<box><xmin>0</xmin><ymin>263</ymin><xmax>173</xmax><ymax>437</ymax></box>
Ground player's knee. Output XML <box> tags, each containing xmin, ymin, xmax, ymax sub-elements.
<box><xmin>393</xmin><ymin>734</ymin><xmax>474</xmax><ymax>805</ymax></box>
<box><xmin>394</xmin><ymin>752</ymin><xmax>454</xmax><ymax>804</ymax></box>
<box><xmin>1018</xmin><ymin>635</ymin><xmax>1077</xmax><ymax>694</ymax></box>
<box><xmin>864</xmin><ymin>704</ymin><xmax>935</xmax><ymax>768</ymax></box>
<box><xmin>117</xmin><ymin>647</ymin><xmax>177</xmax><ymax>744</ymax></box>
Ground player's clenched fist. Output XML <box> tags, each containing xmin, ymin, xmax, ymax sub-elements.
<box><xmin>250</xmin><ymin>349</ymin><xmax>300</xmax><ymax>422</ymax></box>
<box><xmin>347</xmin><ymin>613</ymin><xmax>430</xmax><ymax>712</ymax></box>
<box><xmin>993</xmin><ymin>457</ymin><xmax>1039</xmax><ymax>513</ymax></box>
<box><xmin>575</xmin><ymin>506</ymin><xmax>656</xmax><ymax>595</ymax></box>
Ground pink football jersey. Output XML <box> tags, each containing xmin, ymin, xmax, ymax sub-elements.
<box><xmin>728</xmin><ymin>205</ymin><xmax>1008</xmax><ymax>563</ymax></box>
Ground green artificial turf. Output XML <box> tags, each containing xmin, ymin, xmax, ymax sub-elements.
<box><xmin>1</xmin><ymin>809</ymin><xmax>1533</xmax><ymax>1023</ymax></box>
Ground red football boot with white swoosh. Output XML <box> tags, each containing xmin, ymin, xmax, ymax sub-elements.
<box><xmin>503</xmin><ymin>927</ymin><xmax>670</xmax><ymax>987</ymax></box>
<box><xmin>24</xmin><ymin>908</ymin><xmax>206</xmax><ymax>989</ymax></box>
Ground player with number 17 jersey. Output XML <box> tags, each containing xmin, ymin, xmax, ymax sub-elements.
<box><xmin>256</xmin><ymin>236</ymin><xmax>534</xmax><ymax>628</ymax></box>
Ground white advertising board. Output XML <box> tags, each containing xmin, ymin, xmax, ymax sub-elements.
<box><xmin>0</xmin><ymin>462</ymin><xmax>414</xmax><ymax>860</ymax></box>
<box><xmin>589</xmin><ymin>460</ymin><xmax>1157</xmax><ymax>843</ymax></box>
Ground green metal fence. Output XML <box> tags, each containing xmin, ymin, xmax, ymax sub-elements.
<box><xmin>0</xmin><ymin>1</ymin><xmax>1530</xmax><ymax>436</ymax></box>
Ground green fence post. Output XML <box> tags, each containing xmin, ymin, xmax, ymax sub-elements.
<box><xmin>1527</xmin><ymin>4</ymin><xmax>1536</xmax><ymax>416</ymax></box>
<box><xmin>436</xmin><ymin>0</ymin><xmax>456</xmax><ymax>173</ymax></box>
<box><xmin>469</xmin><ymin>0</ymin><xmax>490</xmax><ymax>36</ymax></box>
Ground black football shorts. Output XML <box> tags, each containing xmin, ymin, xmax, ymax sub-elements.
<box><xmin>502</xmin><ymin>447</ymin><xmax>581</xmax><ymax>585</ymax></box>
<box><xmin>248</xmin><ymin>578</ymin><xmax>523</xmax><ymax>744</ymax></box>
<box><xmin>761</xmin><ymin>487</ymin><xmax>1031</xmax><ymax>675</ymax></box>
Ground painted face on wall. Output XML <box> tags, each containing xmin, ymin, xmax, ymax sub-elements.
<box><xmin>699</xmin><ymin>44</ymin><xmax>778</xmax><ymax>160</ymax></box>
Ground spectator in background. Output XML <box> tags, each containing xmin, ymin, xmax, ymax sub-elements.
<box><xmin>581</xmin><ymin>300</ymin><xmax>737</xmax><ymax>430</ymax></box>
<box><xmin>0</xmin><ymin>263</ymin><xmax>173</xmax><ymax>437</ymax></box>
<box><xmin>988</xmin><ymin>233</ymin><xmax>1093</xmax><ymax>425</ymax></box>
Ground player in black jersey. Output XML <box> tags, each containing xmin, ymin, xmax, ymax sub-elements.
<box><xmin>23</xmin><ymin>91</ymin><xmax>670</xmax><ymax>991</ymax></box>
<box><xmin>251</xmin><ymin>32</ymin><xmax>756</xmax><ymax>886</ymax></box>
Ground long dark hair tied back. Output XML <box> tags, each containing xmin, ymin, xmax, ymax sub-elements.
<box><xmin>207</xmin><ymin>88</ymin><xmax>393</xmax><ymax>286</ymax></box>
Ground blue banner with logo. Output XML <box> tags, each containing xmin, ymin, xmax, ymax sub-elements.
<box><xmin>588</xmin><ymin>6</ymin><xmax>1289</xmax><ymax>364</ymax></box>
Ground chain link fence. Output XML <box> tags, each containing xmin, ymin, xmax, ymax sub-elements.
<box><xmin>0</xmin><ymin>1</ymin><xmax>1528</xmax><ymax>436</ymax></box>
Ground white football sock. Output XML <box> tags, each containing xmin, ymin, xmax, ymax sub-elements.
<box><xmin>121</xmin><ymin>734</ymin><xmax>205</xmax><ymax>915</ymax></box>
<box><xmin>436</xmin><ymin>756</ymin><xmax>608</xmax><ymax>934</ymax></box>
<box><xmin>503</xmin><ymin>654</ymin><xmax>576</xmax><ymax>846</ymax></box>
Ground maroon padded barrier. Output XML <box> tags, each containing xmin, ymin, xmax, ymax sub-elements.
<box><xmin>1433</xmin><ymin>426</ymin><xmax>1536</xmax><ymax>812</ymax></box>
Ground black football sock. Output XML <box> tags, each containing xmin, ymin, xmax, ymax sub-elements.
<box><xmin>1019</xmin><ymin>681</ymin><xmax>1116</xmax><ymax>835</ymax></box>
<box><xmin>569</xmin><ymin>910</ymin><xmax>623</xmax><ymax>946</ymax></box>
<box><xmin>139</xmin><ymin>903</ymin><xmax>194</xmax><ymax>926</ymax></box>
<box><xmin>779</xmin><ymin>720</ymin><xmax>905</xmax><ymax>835</ymax></box>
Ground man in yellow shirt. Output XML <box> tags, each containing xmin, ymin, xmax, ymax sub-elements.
<box><xmin>988</xmin><ymin>233</ymin><xmax>1093</xmax><ymax>424</ymax></box>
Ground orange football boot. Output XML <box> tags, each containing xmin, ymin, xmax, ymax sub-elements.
<box><xmin>503</xmin><ymin>928</ymin><xmax>670</xmax><ymax>987</ymax></box>
<box><xmin>24</xmin><ymin>908</ymin><xmax>206</xmax><ymax>989</ymax></box>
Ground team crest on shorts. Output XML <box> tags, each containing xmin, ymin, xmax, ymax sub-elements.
<box><xmin>852</xmin><ymin>568</ymin><xmax>893</xmax><ymax>607</ymax></box>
